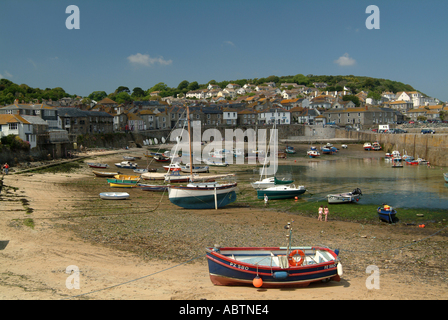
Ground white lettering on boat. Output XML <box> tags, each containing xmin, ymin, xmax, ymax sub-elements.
<box><xmin>229</xmin><ymin>262</ymin><xmax>249</xmax><ymax>270</ymax></box>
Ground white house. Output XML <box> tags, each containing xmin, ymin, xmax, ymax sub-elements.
<box><xmin>257</xmin><ymin>107</ymin><xmax>290</xmax><ymax>125</ymax></box>
<box><xmin>207</xmin><ymin>84</ymin><xmax>221</xmax><ymax>90</ymax></box>
<box><xmin>226</xmin><ymin>83</ymin><xmax>241</xmax><ymax>89</ymax></box>
<box><xmin>186</xmin><ymin>90</ymin><xmax>206</xmax><ymax>99</ymax></box>
<box><xmin>0</xmin><ymin>114</ymin><xmax>43</xmax><ymax>149</ymax></box>
<box><xmin>223</xmin><ymin>88</ymin><xmax>237</xmax><ymax>99</ymax></box>
<box><xmin>223</xmin><ymin>108</ymin><xmax>238</xmax><ymax>125</ymax></box>
<box><xmin>282</xmin><ymin>90</ymin><xmax>301</xmax><ymax>99</ymax></box>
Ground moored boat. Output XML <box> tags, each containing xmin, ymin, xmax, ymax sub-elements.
<box><xmin>206</xmin><ymin>222</ymin><xmax>342</xmax><ymax>288</ymax></box>
<box><xmin>443</xmin><ymin>173</ymin><xmax>448</xmax><ymax>183</ymax></box>
<box><xmin>203</xmin><ymin>159</ymin><xmax>229</xmax><ymax>167</ymax></box>
<box><xmin>138</xmin><ymin>184</ymin><xmax>169</xmax><ymax>192</ymax></box>
<box><xmin>327</xmin><ymin>188</ymin><xmax>362</xmax><ymax>204</ymax></box>
<box><xmin>133</xmin><ymin>168</ymin><xmax>157</xmax><ymax>174</ymax></box>
<box><xmin>181</xmin><ymin>163</ymin><xmax>209</xmax><ymax>173</ymax></box>
<box><xmin>363</xmin><ymin>142</ymin><xmax>372</xmax><ymax>151</ymax></box>
<box><xmin>92</xmin><ymin>170</ymin><xmax>120</xmax><ymax>177</ymax></box>
<box><xmin>257</xmin><ymin>184</ymin><xmax>306</xmax><ymax>200</ymax></box>
<box><xmin>154</xmin><ymin>155</ymin><xmax>170</xmax><ymax>162</ymax></box>
<box><xmin>320</xmin><ymin>146</ymin><xmax>334</xmax><ymax>154</ymax></box>
<box><xmin>307</xmin><ymin>150</ymin><xmax>320</xmax><ymax>158</ymax></box>
<box><xmin>372</xmin><ymin>142</ymin><xmax>381</xmax><ymax>151</ymax></box>
<box><xmin>168</xmin><ymin>181</ymin><xmax>237</xmax><ymax>209</ymax></box>
<box><xmin>377</xmin><ymin>205</ymin><xmax>398</xmax><ymax>223</ymax></box>
<box><xmin>115</xmin><ymin>161</ymin><xmax>138</xmax><ymax>169</ymax></box>
<box><xmin>285</xmin><ymin>146</ymin><xmax>296</xmax><ymax>154</ymax></box>
<box><xmin>87</xmin><ymin>162</ymin><xmax>109</xmax><ymax>169</ymax></box>
<box><xmin>99</xmin><ymin>192</ymin><xmax>130</xmax><ymax>200</ymax></box>
<box><xmin>108</xmin><ymin>182</ymin><xmax>138</xmax><ymax>188</ymax></box>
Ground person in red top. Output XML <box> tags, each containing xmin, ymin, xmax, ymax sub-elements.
<box><xmin>3</xmin><ymin>163</ymin><xmax>9</xmax><ymax>175</ymax></box>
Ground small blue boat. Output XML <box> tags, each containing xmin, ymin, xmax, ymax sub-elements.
<box><xmin>377</xmin><ymin>205</ymin><xmax>398</xmax><ymax>223</ymax></box>
<box><xmin>285</xmin><ymin>146</ymin><xmax>296</xmax><ymax>154</ymax></box>
<box><xmin>321</xmin><ymin>146</ymin><xmax>333</xmax><ymax>154</ymax></box>
<box><xmin>444</xmin><ymin>173</ymin><xmax>448</xmax><ymax>183</ymax></box>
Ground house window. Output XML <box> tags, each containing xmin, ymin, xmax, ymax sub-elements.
<box><xmin>196</xmin><ymin>115</ymin><xmax>200</xmax><ymax>119</ymax></box>
<box><xmin>207</xmin><ymin>114</ymin><xmax>210</xmax><ymax>119</ymax></box>
<box><xmin>9</xmin><ymin>123</ymin><xmax>18</xmax><ymax>130</ymax></box>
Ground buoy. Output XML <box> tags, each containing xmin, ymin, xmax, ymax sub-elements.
<box><xmin>337</xmin><ymin>262</ymin><xmax>343</xmax><ymax>276</ymax></box>
<box><xmin>294</xmin><ymin>196</ymin><xmax>298</xmax><ymax>200</ymax></box>
<box><xmin>253</xmin><ymin>276</ymin><xmax>263</xmax><ymax>288</ymax></box>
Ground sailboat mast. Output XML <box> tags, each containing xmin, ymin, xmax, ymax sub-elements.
<box><xmin>187</xmin><ymin>106</ymin><xmax>193</xmax><ymax>181</ymax></box>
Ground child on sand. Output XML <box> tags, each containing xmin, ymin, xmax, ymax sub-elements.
<box><xmin>318</xmin><ymin>205</ymin><xmax>323</xmax><ymax>221</ymax></box>
<box><xmin>324</xmin><ymin>206</ymin><xmax>329</xmax><ymax>222</ymax></box>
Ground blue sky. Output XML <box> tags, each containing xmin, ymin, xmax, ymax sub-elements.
<box><xmin>1</xmin><ymin>0</ymin><xmax>447</xmax><ymax>101</ymax></box>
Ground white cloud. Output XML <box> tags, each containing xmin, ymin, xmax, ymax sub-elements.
<box><xmin>127</xmin><ymin>53</ymin><xmax>172</xmax><ymax>67</ymax></box>
<box><xmin>28</xmin><ymin>58</ymin><xmax>37</xmax><ymax>68</ymax></box>
<box><xmin>334</xmin><ymin>53</ymin><xmax>356</xmax><ymax>66</ymax></box>
<box><xmin>223</xmin><ymin>41</ymin><xmax>235</xmax><ymax>47</ymax></box>
<box><xmin>0</xmin><ymin>71</ymin><xmax>12</xmax><ymax>79</ymax></box>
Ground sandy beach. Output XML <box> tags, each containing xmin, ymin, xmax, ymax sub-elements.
<box><xmin>0</xmin><ymin>145</ymin><xmax>447</xmax><ymax>301</ymax></box>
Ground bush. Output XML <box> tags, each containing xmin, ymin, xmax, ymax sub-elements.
<box><xmin>0</xmin><ymin>134</ymin><xmax>30</xmax><ymax>151</ymax></box>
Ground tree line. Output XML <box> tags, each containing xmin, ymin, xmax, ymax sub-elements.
<box><xmin>1</xmin><ymin>74</ymin><xmax>420</xmax><ymax>106</ymax></box>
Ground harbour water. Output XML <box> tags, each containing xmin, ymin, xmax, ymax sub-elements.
<box><xmin>240</xmin><ymin>157</ymin><xmax>448</xmax><ymax>210</ymax></box>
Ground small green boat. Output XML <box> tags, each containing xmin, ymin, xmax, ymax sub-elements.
<box><xmin>107</xmin><ymin>178</ymin><xmax>138</xmax><ymax>184</ymax></box>
<box><xmin>274</xmin><ymin>177</ymin><xmax>294</xmax><ymax>185</ymax></box>
<box><xmin>257</xmin><ymin>185</ymin><xmax>306</xmax><ymax>200</ymax></box>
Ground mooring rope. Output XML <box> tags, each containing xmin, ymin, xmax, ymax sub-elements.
<box><xmin>61</xmin><ymin>254</ymin><xmax>206</xmax><ymax>300</ymax></box>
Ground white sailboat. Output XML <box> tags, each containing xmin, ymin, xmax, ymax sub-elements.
<box><xmin>168</xmin><ymin>107</ymin><xmax>237</xmax><ymax>209</ymax></box>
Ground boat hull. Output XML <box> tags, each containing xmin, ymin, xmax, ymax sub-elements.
<box><xmin>168</xmin><ymin>183</ymin><xmax>237</xmax><ymax>209</ymax></box>
<box><xmin>327</xmin><ymin>193</ymin><xmax>360</xmax><ymax>204</ymax></box>
<box><xmin>99</xmin><ymin>192</ymin><xmax>129</xmax><ymax>200</ymax></box>
<box><xmin>87</xmin><ymin>163</ymin><xmax>109</xmax><ymax>169</ymax></box>
<box><xmin>257</xmin><ymin>186</ymin><xmax>306</xmax><ymax>200</ymax></box>
<box><xmin>377</xmin><ymin>207</ymin><xmax>398</xmax><ymax>223</ymax></box>
<box><xmin>206</xmin><ymin>247</ymin><xmax>341</xmax><ymax>288</ymax></box>
<box><xmin>92</xmin><ymin>171</ymin><xmax>120</xmax><ymax>177</ymax></box>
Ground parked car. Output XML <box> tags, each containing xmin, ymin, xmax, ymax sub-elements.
<box><xmin>395</xmin><ymin>129</ymin><xmax>407</xmax><ymax>134</ymax></box>
<box><xmin>421</xmin><ymin>129</ymin><xmax>435</xmax><ymax>134</ymax></box>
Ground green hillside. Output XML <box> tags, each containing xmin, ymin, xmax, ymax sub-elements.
<box><xmin>0</xmin><ymin>74</ymin><xmax>417</xmax><ymax>105</ymax></box>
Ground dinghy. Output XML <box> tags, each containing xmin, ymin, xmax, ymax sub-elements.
<box><xmin>99</xmin><ymin>192</ymin><xmax>130</xmax><ymax>200</ymax></box>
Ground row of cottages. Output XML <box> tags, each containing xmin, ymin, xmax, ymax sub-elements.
<box><xmin>322</xmin><ymin>106</ymin><xmax>400</xmax><ymax>128</ymax></box>
<box><xmin>405</xmin><ymin>105</ymin><xmax>448</xmax><ymax>121</ymax></box>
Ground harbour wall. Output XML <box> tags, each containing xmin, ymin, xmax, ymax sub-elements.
<box><xmin>335</xmin><ymin>130</ymin><xmax>448</xmax><ymax>167</ymax></box>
